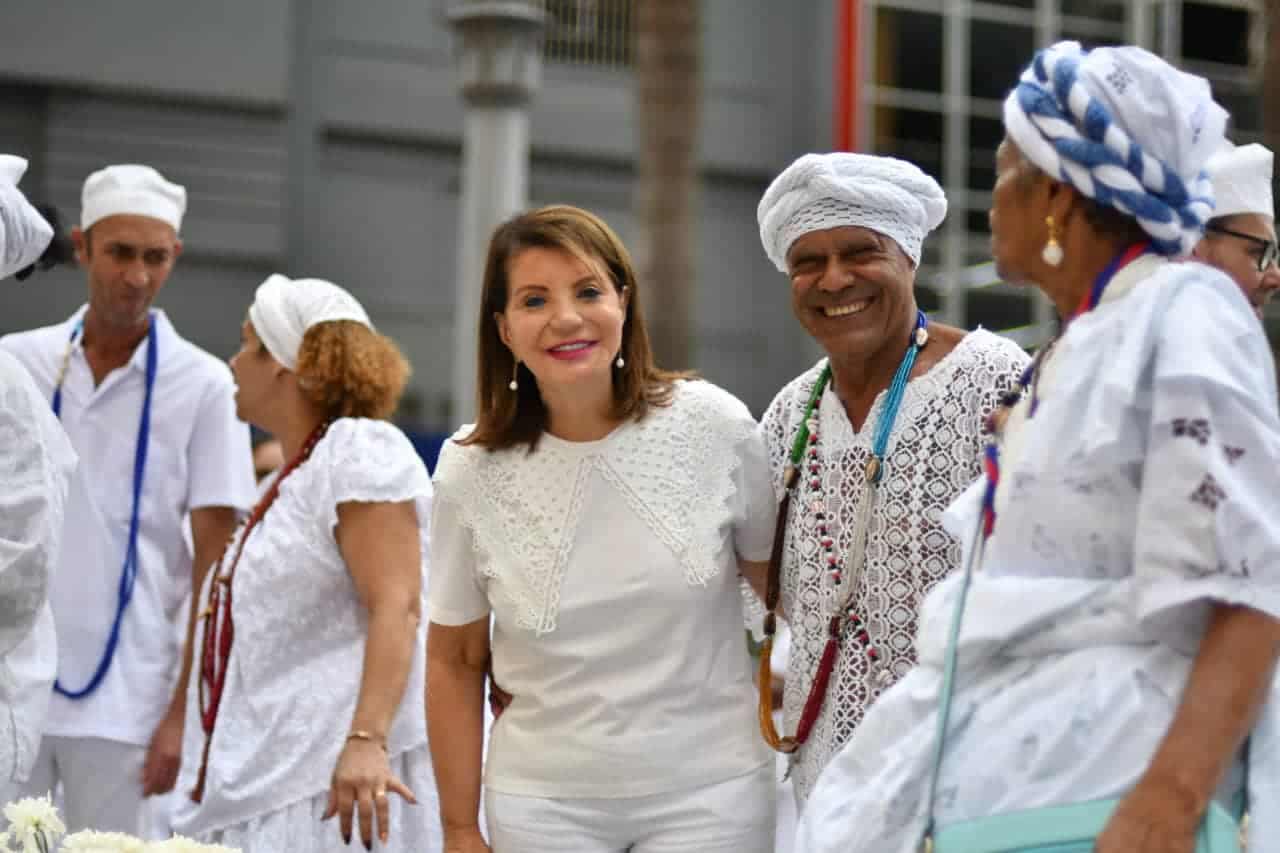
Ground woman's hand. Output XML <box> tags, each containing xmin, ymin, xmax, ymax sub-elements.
<box><xmin>1095</xmin><ymin>779</ymin><xmax>1201</xmax><ymax>853</ymax></box>
<box><xmin>323</xmin><ymin>738</ymin><xmax>417</xmax><ymax>849</ymax></box>
<box><xmin>443</xmin><ymin>825</ymin><xmax>491</xmax><ymax>853</ymax></box>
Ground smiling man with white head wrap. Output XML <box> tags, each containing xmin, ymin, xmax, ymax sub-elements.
<box><xmin>748</xmin><ymin>152</ymin><xmax>1027</xmax><ymax>810</ymax></box>
<box><xmin>0</xmin><ymin>163</ymin><xmax>255</xmax><ymax>836</ymax></box>
<box><xmin>0</xmin><ymin>156</ymin><xmax>78</xmax><ymax>806</ymax></box>
<box><xmin>1193</xmin><ymin>142</ymin><xmax>1280</xmax><ymax>318</ymax></box>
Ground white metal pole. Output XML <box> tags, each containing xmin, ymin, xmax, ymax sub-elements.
<box><xmin>447</xmin><ymin>1</ymin><xmax>545</xmax><ymax>426</ymax></box>
<box><xmin>453</xmin><ymin>105</ymin><xmax>530</xmax><ymax>424</ymax></box>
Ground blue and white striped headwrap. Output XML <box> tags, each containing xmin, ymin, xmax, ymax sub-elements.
<box><xmin>1004</xmin><ymin>41</ymin><xmax>1228</xmax><ymax>256</ymax></box>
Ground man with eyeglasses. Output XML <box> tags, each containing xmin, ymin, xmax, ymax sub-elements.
<box><xmin>1193</xmin><ymin>142</ymin><xmax>1280</xmax><ymax>320</ymax></box>
<box><xmin>0</xmin><ymin>164</ymin><xmax>255</xmax><ymax>835</ymax></box>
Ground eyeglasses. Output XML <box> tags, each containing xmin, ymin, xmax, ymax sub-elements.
<box><xmin>1205</xmin><ymin>224</ymin><xmax>1280</xmax><ymax>273</ymax></box>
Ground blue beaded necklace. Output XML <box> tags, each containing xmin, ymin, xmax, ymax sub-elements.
<box><xmin>51</xmin><ymin>314</ymin><xmax>158</xmax><ymax>699</ymax></box>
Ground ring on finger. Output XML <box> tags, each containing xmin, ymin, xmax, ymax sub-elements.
<box><xmin>375</xmin><ymin>789</ymin><xmax>388</xmax><ymax>800</ymax></box>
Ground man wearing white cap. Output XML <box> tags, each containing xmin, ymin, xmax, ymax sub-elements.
<box><xmin>749</xmin><ymin>152</ymin><xmax>1029</xmax><ymax>809</ymax></box>
<box><xmin>0</xmin><ymin>155</ymin><xmax>78</xmax><ymax>805</ymax></box>
<box><xmin>1194</xmin><ymin>141</ymin><xmax>1280</xmax><ymax>319</ymax></box>
<box><xmin>0</xmin><ymin>164</ymin><xmax>256</xmax><ymax>834</ymax></box>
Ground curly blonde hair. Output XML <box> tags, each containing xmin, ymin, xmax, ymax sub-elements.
<box><xmin>294</xmin><ymin>320</ymin><xmax>410</xmax><ymax>420</ymax></box>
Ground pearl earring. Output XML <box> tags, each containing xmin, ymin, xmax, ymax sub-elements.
<box><xmin>1042</xmin><ymin>215</ymin><xmax>1064</xmax><ymax>267</ymax></box>
<box><xmin>615</xmin><ymin>354</ymin><xmax>625</xmax><ymax>369</ymax></box>
<box><xmin>509</xmin><ymin>361</ymin><xmax>519</xmax><ymax>392</ymax></box>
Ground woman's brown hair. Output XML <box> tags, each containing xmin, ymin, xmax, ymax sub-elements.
<box><xmin>295</xmin><ymin>320</ymin><xmax>411</xmax><ymax>420</ymax></box>
<box><xmin>462</xmin><ymin>204</ymin><xmax>688</xmax><ymax>451</ymax></box>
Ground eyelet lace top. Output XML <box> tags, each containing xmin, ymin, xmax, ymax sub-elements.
<box><xmin>429</xmin><ymin>379</ymin><xmax>777</xmax><ymax>798</ymax></box>
<box><xmin>433</xmin><ymin>379</ymin><xmax>767</xmax><ymax>634</ymax></box>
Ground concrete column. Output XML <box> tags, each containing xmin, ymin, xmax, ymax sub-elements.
<box><xmin>447</xmin><ymin>0</ymin><xmax>545</xmax><ymax>424</ymax></box>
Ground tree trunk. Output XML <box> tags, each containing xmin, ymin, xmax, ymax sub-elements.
<box><xmin>634</xmin><ymin>0</ymin><xmax>700</xmax><ymax>370</ymax></box>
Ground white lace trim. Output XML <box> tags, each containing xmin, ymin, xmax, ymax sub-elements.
<box><xmin>762</xmin><ymin>329</ymin><xmax>1027</xmax><ymax>803</ymax></box>
<box><xmin>434</xmin><ymin>380</ymin><xmax>757</xmax><ymax>634</ymax></box>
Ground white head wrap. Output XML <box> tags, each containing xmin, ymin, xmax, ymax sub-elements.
<box><xmin>81</xmin><ymin>164</ymin><xmax>186</xmax><ymax>232</ymax></box>
<box><xmin>757</xmin><ymin>152</ymin><xmax>947</xmax><ymax>271</ymax></box>
<box><xmin>248</xmin><ymin>274</ymin><xmax>373</xmax><ymax>370</ymax></box>
<box><xmin>1205</xmin><ymin>142</ymin><xmax>1274</xmax><ymax>220</ymax></box>
<box><xmin>1003</xmin><ymin>41</ymin><xmax>1228</xmax><ymax>256</ymax></box>
<box><xmin>0</xmin><ymin>155</ymin><xmax>53</xmax><ymax>280</ymax></box>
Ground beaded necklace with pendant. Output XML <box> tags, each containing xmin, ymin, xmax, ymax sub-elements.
<box><xmin>757</xmin><ymin>309</ymin><xmax>929</xmax><ymax>754</ymax></box>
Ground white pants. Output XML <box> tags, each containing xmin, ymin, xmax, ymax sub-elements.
<box><xmin>485</xmin><ymin>765</ymin><xmax>776</xmax><ymax>853</ymax></box>
<box><xmin>20</xmin><ymin>736</ymin><xmax>145</xmax><ymax>835</ymax></box>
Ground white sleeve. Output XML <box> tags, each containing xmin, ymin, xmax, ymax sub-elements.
<box><xmin>427</xmin><ymin>443</ymin><xmax>490</xmax><ymax>626</ymax></box>
<box><xmin>0</xmin><ymin>355</ymin><xmax>75</xmax><ymax>656</ymax></box>
<box><xmin>186</xmin><ymin>370</ymin><xmax>255</xmax><ymax>513</ymax></box>
<box><xmin>1133</xmin><ymin>281</ymin><xmax>1280</xmax><ymax>653</ymax></box>
<box><xmin>324</xmin><ymin>419</ymin><xmax>432</xmax><ymax>514</ymax></box>
<box><xmin>732</xmin><ymin>422</ymin><xmax>777</xmax><ymax>562</ymax></box>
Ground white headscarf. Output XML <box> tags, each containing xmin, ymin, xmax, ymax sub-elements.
<box><xmin>0</xmin><ymin>155</ymin><xmax>53</xmax><ymax>280</ymax></box>
<box><xmin>1205</xmin><ymin>142</ymin><xmax>1274</xmax><ymax>220</ymax></box>
<box><xmin>248</xmin><ymin>274</ymin><xmax>373</xmax><ymax>370</ymax></box>
<box><xmin>757</xmin><ymin>152</ymin><xmax>948</xmax><ymax>272</ymax></box>
<box><xmin>1003</xmin><ymin>41</ymin><xmax>1228</xmax><ymax>256</ymax></box>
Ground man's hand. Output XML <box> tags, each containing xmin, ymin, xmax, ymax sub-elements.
<box><xmin>141</xmin><ymin>705</ymin><xmax>185</xmax><ymax>796</ymax></box>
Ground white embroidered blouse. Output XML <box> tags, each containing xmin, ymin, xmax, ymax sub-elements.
<box><xmin>797</xmin><ymin>257</ymin><xmax>1280</xmax><ymax>853</ymax></box>
<box><xmin>761</xmin><ymin>329</ymin><xmax>1028</xmax><ymax>804</ymax></box>
<box><xmin>172</xmin><ymin>418</ymin><xmax>433</xmax><ymax>836</ymax></box>
<box><xmin>429</xmin><ymin>379</ymin><xmax>775</xmax><ymax>798</ymax></box>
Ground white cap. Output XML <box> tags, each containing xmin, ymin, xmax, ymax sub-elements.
<box><xmin>0</xmin><ymin>155</ymin><xmax>54</xmax><ymax>280</ymax></box>
<box><xmin>1206</xmin><ymin>142</ymin><xmax>1274</xmax><ymax>220</ymax></box>
<box><xmin>81</xmin><ymin>164</ymin><xmax>186</xmax><ymax>232</ymax></box>
<box><xmin>248</xmin><ymin>274</ymin><xmax>373</xmax><ymax>370</ymax></box>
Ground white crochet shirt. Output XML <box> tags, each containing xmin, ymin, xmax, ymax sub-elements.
<box><xmin>761</xmin><ymin>329</ymin><xmax>1027</xmax><ymax>804</ymax></box>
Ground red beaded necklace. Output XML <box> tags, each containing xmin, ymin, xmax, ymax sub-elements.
<box><xmin>190</xmin><ymin>418</ymin><xmax>332</xmax><ymax>803</ymax></box>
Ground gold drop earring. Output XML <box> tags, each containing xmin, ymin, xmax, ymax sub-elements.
<box><xmin>1042</xmin><ymin>215</ymin><xmax>1064</xmax><ymax>266</ymax></box>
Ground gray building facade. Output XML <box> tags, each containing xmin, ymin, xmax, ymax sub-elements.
<box><xmin>0</xmin><ymin>0</ymin><xmax>1269</xmax><ymax>429</ymax></box>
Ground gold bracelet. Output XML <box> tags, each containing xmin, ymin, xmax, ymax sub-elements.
<box><xmin>347</xmin><ymin>730</ymin><xmax>388</xmax><ymax>751</ymax></box>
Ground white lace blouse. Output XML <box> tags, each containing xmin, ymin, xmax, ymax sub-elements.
<box><xmin>761</xmin><ymin>329</ymin><xmax>1028</xmax><ymax>804</ymax></box>
<box><xmin>429</xmin><ymin>379</ymin><xmax>776</xmax><ymax>798</ymax></box>
<box><xmin>172</xmin><ymin>418</ymin><xmax>433</xmax><ymax>836</ymax></box>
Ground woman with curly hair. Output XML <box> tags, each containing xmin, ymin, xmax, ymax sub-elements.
<box><xmin>171</xmin><ymin>274</ymin><xmax>440</xmax><ymax>852</ymax></box>
<box><xmin>427</xmin><ymin>205</ymin><xmax>776</xmax><ymax>853</ymax></box>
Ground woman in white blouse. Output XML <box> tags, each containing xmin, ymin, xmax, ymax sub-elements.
<box><xmin>171</xmin><ymin>274</ymin><xmax>439</xmax><ymax>852</ymax></box>
<box><xmin>428</xmin><ymin>205</ymin><xmax>777</xmax><ymax>853</ymax></box>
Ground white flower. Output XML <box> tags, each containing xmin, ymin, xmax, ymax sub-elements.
<box><xmin>0</xmin><ymin>795</ymin><xmax>64</xmax><ymax>853</ymax></box>
<box><xmin>145</xmin><ymin>837</ymin><xmax>240</xmax><ymax>853</ymax></box>
<box><xmin>61</xmin><ymin>829</ymin><xmax>147</xmax><ymax>853</ymax></box>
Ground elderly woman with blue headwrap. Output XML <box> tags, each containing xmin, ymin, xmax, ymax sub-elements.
<box><xmin>796</xmin><ymin>43</ymin><xmax>1280</xmax><ymax>853</ymax></box>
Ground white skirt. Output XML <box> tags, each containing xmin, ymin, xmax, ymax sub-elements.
<box><xmin>196</xmin><ymin>747</ymin><xmax>441</xmax><ymax>853</ymax></box>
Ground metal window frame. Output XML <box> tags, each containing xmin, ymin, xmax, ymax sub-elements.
<box><xmin>859</xmin><ymin>0</ymin><xmax>1264</xmax><ymax>343</ymax></box>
